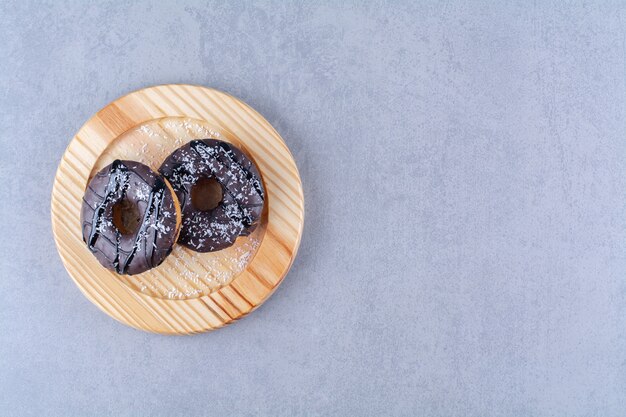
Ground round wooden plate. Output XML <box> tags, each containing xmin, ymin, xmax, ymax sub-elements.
<box><xmin>51</xmin><ymin>84</ymin><xmax>304</xmax><ymax>335</ymax></box>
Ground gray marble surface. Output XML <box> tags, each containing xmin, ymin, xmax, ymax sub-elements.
<box><xmin>1</xmin><ymin>1</ymin><xmax>626</xmax><ymax>416</ymax></box>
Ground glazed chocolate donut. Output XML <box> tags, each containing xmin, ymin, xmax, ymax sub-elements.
<box><xmin>159</xmin><ymin>139</ymin><xmax>265</xmax><ymax>252</ymax></box>
<box><xmin>81</xmin><ymin>160</ymin><xmax>182</xmax><ymax>275</ymax></box>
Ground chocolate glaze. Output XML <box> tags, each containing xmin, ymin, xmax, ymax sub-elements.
<box><xmin>159</xmin><ymin>139</ymin><xmax>265</xmax><ymax>252</ymax></box>
<box><xmin>81</xmin><ymin>160</ymin><xmax>180</xmax><ymax>275</ymax></box>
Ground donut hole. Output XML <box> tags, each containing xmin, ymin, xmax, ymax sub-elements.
<box><xmin>191</xmin><ymin>177</ymin><xmax>223</xmax><ymax>212</ymax></box>
<box><xmin>112</xmin><ymin>199</ymin><xmax>141</xmax><ymax>235</ymax></box>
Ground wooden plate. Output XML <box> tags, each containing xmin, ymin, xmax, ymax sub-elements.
<box><xmin>51</xmin><ymin>84</ymin><xmax>304</xmax><ymax>334</ymax></box>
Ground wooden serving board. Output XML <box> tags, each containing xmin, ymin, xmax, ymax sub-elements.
<box><xmin>51</xmin><ymin>84</ymin><xmax>304</xmax><ymax>334</ymax></box>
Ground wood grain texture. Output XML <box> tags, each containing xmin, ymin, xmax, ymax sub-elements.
<box><xmin>51</xmin><ymin>85</ymin><xmax>304</xmax><ymax>335</ymax></box>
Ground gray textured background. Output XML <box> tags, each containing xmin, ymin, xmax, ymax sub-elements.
<box><xmin>1</xmin><ymin>1</ymin><xmax>626</xmax><ymax>416</ymax></box>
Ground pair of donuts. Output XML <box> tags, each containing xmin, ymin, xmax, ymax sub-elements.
<box><xmin>80</xmin><ymin>139</ymin><xmax>265</xmax><ymax>275</ymax></box>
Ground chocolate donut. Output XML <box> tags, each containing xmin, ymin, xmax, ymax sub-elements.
<box><xmin>81</xmin><ymin>160</ymin><xmax>182</xmax><ymax>275</ymax></box>
<box><xmin>159</xmin><ymin>139</ymin><xmax>265</xmax><ymax>252</ymax></box>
